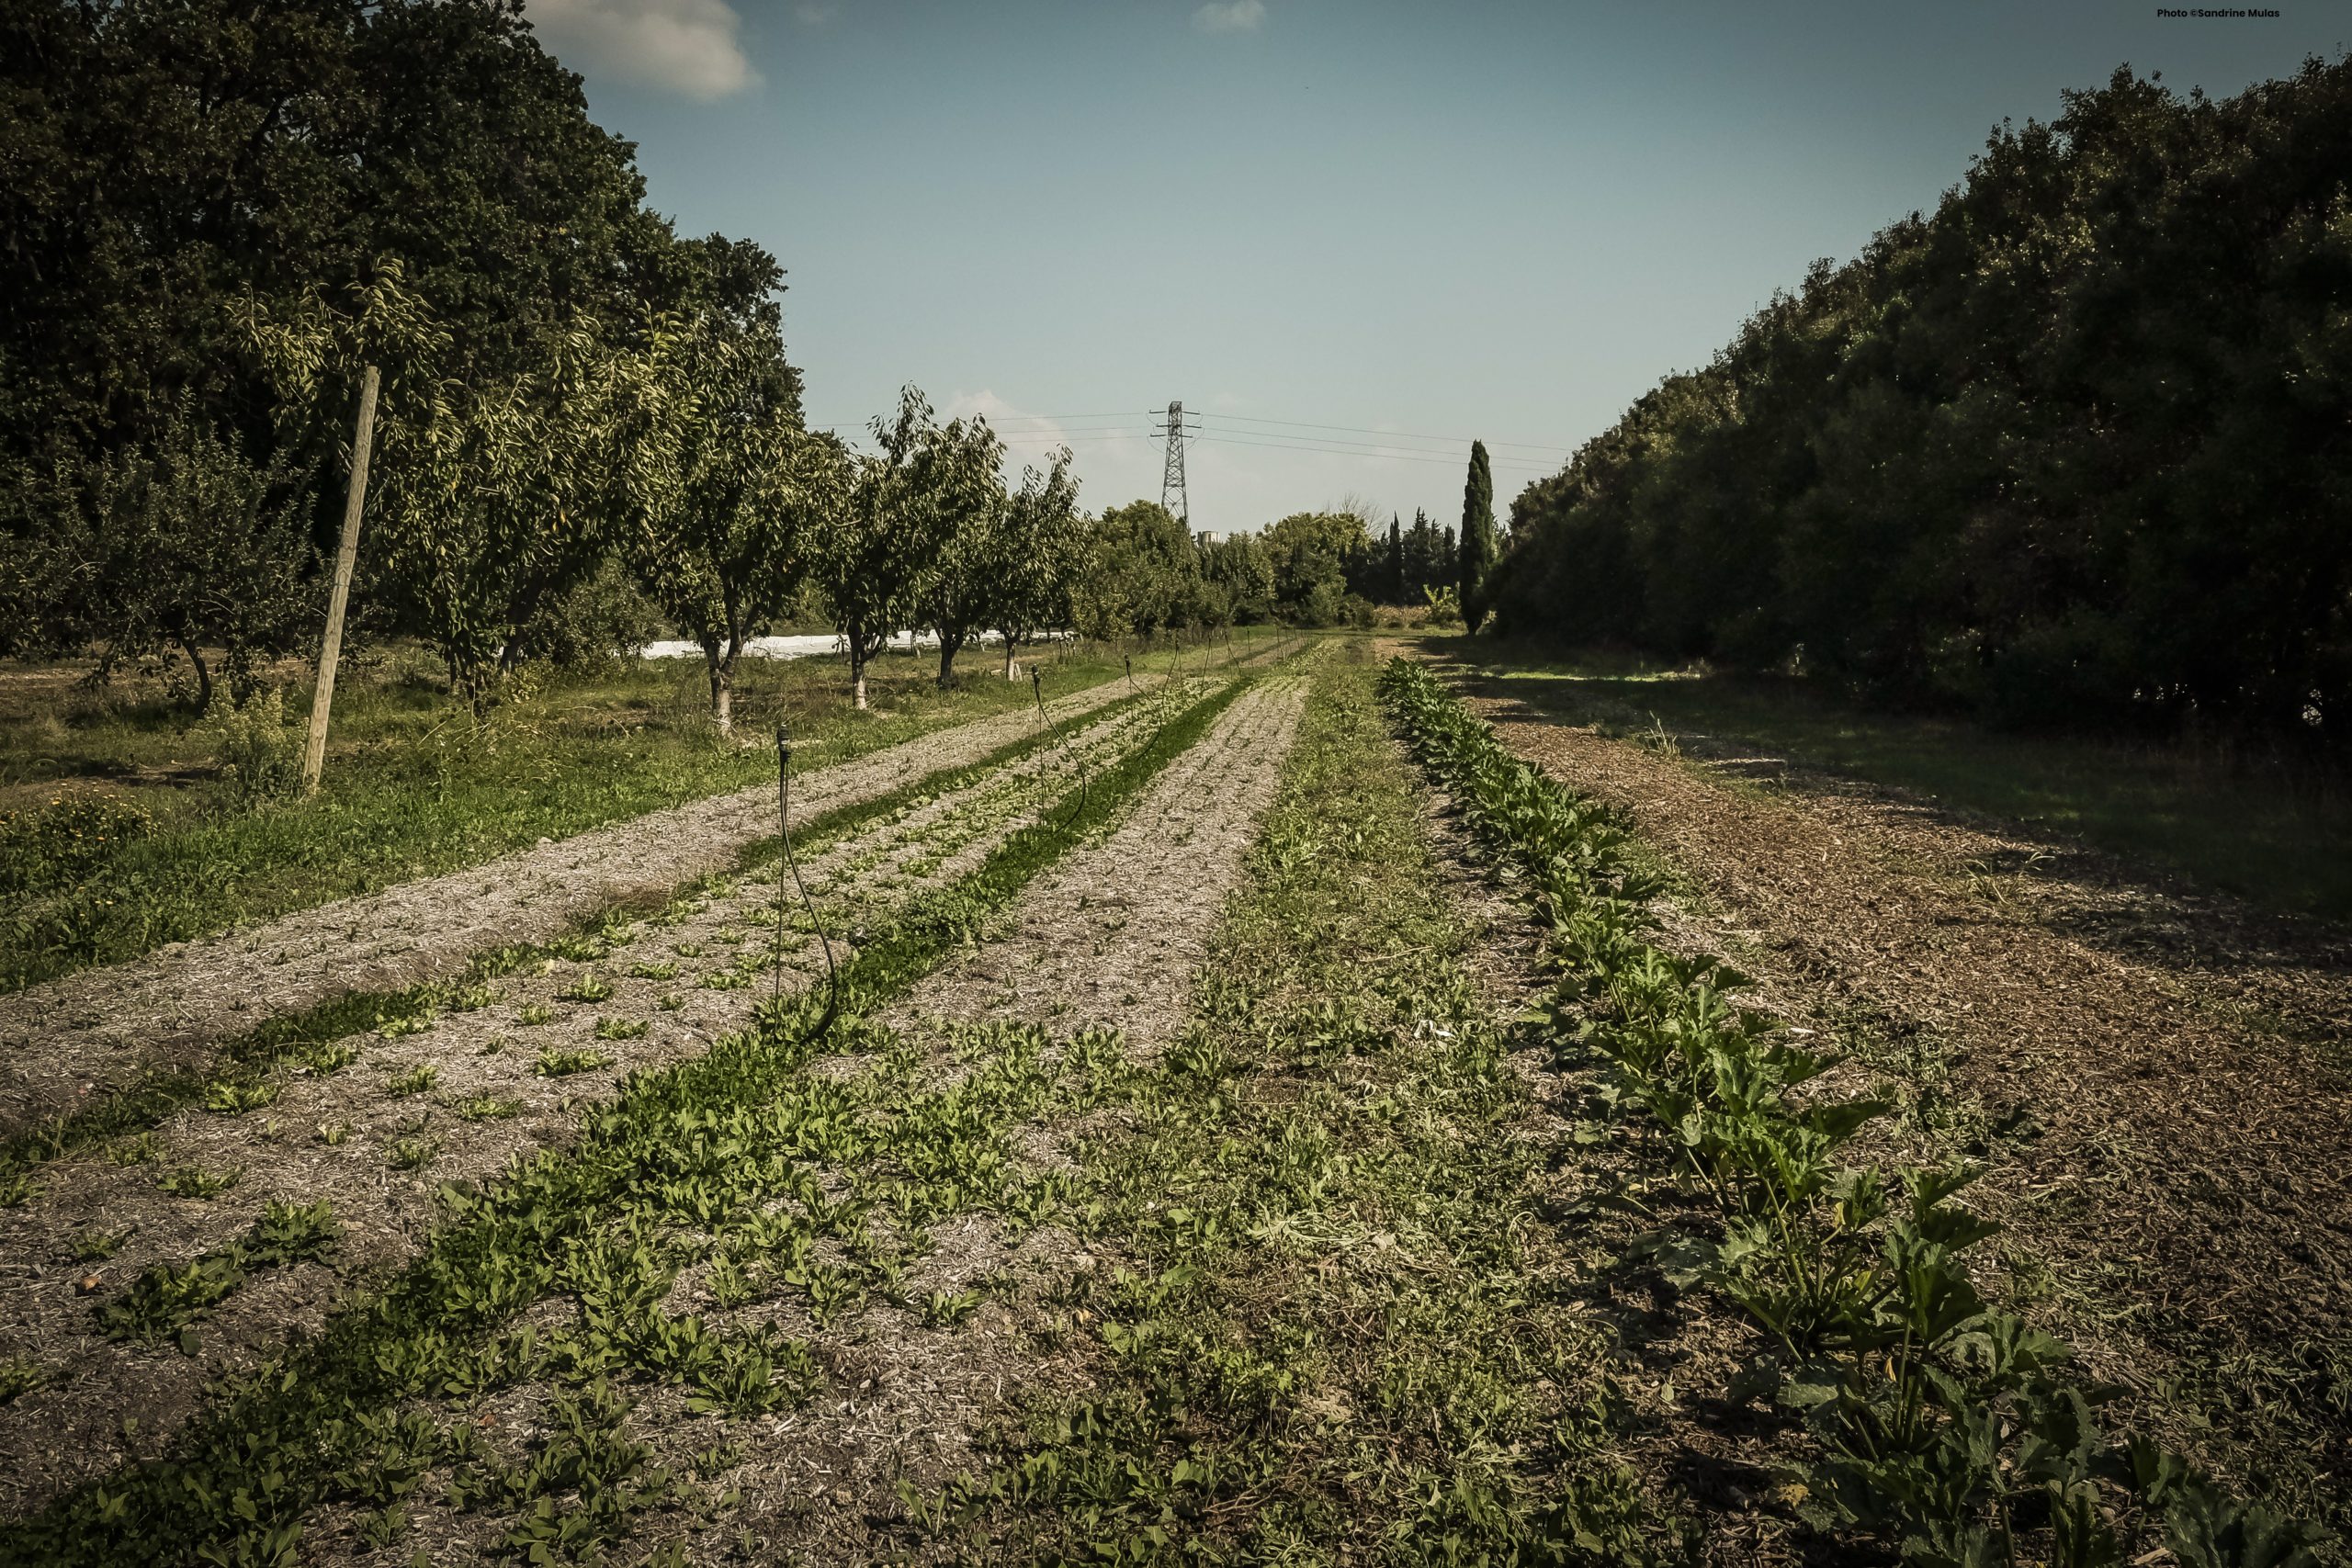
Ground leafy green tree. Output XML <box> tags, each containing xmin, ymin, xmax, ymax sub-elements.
<box><xmin>1261</xmin><ymin>511</ymin><xmax>1365</xmax><ymax>625</ymax></box>
<box><xmin>1458</xmin><ymin>441</ymin><xmax>1498</xmax><ymax>633</ymax></box>
<box><xmin>1200</xmin><ymin>534</ymin><xmax>1275</xmax><ymax>626</ymax></box>
<box><xmin>916</xmin><ymin>417</ymin><xmax>1014</xmax><ymax>688</ymax></box>
<box><xmin>1075</xmin><ymin>501</ymin><xmax>1196</xmax><ymax>642</ymax></box>
<box><xmin>0</xmin><ymin>419</ymin><xmax>316</xmax><ymax>708</ymax></box>
<box><xmin>1496</xmin><ymin>58</ymin><xmax>2352</xmax><ymax>746</ymax></box>
<box><xmin>987</xmin><ymin>453</ymin><xmax>1084</xmax><ymax>679</ymax></box>
<box><xmin>625</xmin><ymin>241</ymin><xmax>809</xmax><ymax>732</ymax></box>
<box><xmin>808</xmin><ymin>388</ymin><xmax>964</xmax><ymax>710</ymax></box>
<box><xmin>0</xmin><ymin>0</ymin><xmax>692</xmax><ymax>691</ymax></box>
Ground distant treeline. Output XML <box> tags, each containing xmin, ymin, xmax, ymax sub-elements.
<box><xmin>1494</xmin><ymin>60</ymin><xmax>2352</xmax><ymax>748</ymax></box>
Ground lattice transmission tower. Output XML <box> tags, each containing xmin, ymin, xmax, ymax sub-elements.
<box><xmin>1157</xmin><ymin>400</ymin><xmax>1200</xmax><ymax>525</ymax></box>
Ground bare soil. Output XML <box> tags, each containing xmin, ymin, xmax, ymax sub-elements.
<box><xmin>0</xmin><ymin>671</ymin><xmax>1156</xmax><ymax>1141</ymax></box>
<box><xmin>1424</xmin><ymin>649</ymin><xmax>2352</xmax><ymax>1524</ymax></box>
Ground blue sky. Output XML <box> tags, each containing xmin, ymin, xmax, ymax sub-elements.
<box><xmin>528</xmin><ymin>0</ymin><xmax>2351</xmax><ymax>535</ymax></box>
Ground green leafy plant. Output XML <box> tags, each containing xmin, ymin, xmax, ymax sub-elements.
<box><xmin>385</xmin><ymin>1063</ymin><xmax>438</xmax><ymax>1097</ymax></box>
<box><xmin>535</xmin><ymin>1047</ymin><xmax>610</xmax><ymax>1078</ymax></box>
<box><xmin>558</xmin><ymin>974</ymin><xmax>614</xmax><ymax>1004</ymax></box>
<box><xmin>155</xmin><ymin>1165</ymin><xmax>243</xmax><ymax>1200</ymax></box>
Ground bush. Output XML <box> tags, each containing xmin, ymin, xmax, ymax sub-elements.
<box><xmin>0</xmin><ymin>792</ymin><xmax>150</xmax><ymax>898</ymax></box>
<box><xmin>198</xmin><ymin>688</ymin><xmax>303</xmax><ymax>804</ymax></box>
<box><xmin>514</xmin><ymin>559</ymin><xmax>666</xmax><ymax>671</ymax></box>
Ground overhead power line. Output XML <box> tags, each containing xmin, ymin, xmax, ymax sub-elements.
<box><xmin>1193</xmin><ymin>418</ymin><xmax>1557</xmax><ymax>465</ymax></box>
<box><xmin>1204</xmin><ymin>411</ymin><xmax>1575</xmax><ymax>455</ymax></box>
<box><xmin>1191</xmin><ymin>432</ymin><xmax>1557</xmax><ymax>473</ymax></box>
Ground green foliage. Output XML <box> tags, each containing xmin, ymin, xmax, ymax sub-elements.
<box><xmin>807</xmin><ymin>387</ymin><xmax>969</xmax><ymax>708</ymax></box>
<box><xmin>1075</xmin><ymin>501</ymin><xmax>1197</xmax><ymax>640</ymax></box>
<box><xmin>0</xmin><ymin>793</ymin><xmax>148</xmax><ymax>901</ymax></box>
<box><xmin>1379</xmin><ymin>659</ymin><xmax>2326</xmax><ymax>1567</ymax></box>
<box><xmin>155</xmin><ymin>1165</ymin><xmax>243</xmax><ymax>1200</ymax></box>
<box><xmin>97</xmin><ymin>1201</ymin><xmax>338</xmax><ymax>1345</ymax></box>
<box><xmin>0</xmin><ymin>420</ymin><xmax>317</xmax><ymax>709</ymax></box>
<box><xmin>193</xmin><ymin>689</ymin><xmax>305</xmax><ymax>806</ymax></box>
<box><xmin>1457</xmin><ymin>441</ymin><xmax>1497</xmax><ymax>633</ymax></box>
<box><xmin>1495</xmin><ymin>61</ymin><xmax>2352</xmax><ymax>747</ymax></box>
<box><xmin>625</xmin><ymin>238</ymin><xmax>816</xmax><ymax>732</ymax></box>
<box><xmin>1260</xmin><ymin>511</ymin><xmax>1376</xmax><ymax>626</ymax></box>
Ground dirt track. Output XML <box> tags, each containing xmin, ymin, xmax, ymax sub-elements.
<box><xmin>1434</xmin><ymin>655</ymin><xmax>2352</xmax><ymax>1516</ymax></box>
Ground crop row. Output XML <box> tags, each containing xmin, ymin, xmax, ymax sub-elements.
<box><xmin>0</xmin><ymin>671</ymin><xmax>1259</xmax><ymax>1566</ymax></box>
<box><xmin>1376</xmin><ymin>660</ymin><xmax>2324</xmax><ymax>1568</ymax></box>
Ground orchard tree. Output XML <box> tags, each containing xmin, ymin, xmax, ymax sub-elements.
<box><xmin>809</xmin><ymin>387</ymin><xmax>962</xmax><ymax>710</ymax></box>
<box><xmin>987</xmin><ymin>452</ymin><xmax>1083</xmax><ymax>678</ymax></box>
<box><xmin>1075</xmin><ymin>500</ymin><xmax>1194</xmax><ymax>641</ymax></box>
<box><xmin>1458</xmin><ymin>440</ymin><xmax>1498</xmax><ymax>633</ymax></box>
<box><xmin>916</xmin><ymin>414</ymin><xmax>1013</xmax><ymax>688</ymax></box>
<box><xmin>627</xmin><ymin>242</ymin><xmax>809</xmax><ymax>732</ymax></box>
<box><xmin>0</xmin><ymin>419</ymin><xmax>315</xmax><ymax>707</ymax></box>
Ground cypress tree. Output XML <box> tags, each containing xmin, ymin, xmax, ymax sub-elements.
<box><xmin>1458</xmin><ymin>440</ymin><xmax>1497</xmax><ymax>632</ymax></box>
<box><xmin>1387</xmin><ymin>515</ymin><xmax>1405</xmax><ymax>604</ymax></box>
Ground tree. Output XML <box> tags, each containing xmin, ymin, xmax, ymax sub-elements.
<box><xmin>1459</xmin><ymin>440</ymin><xmax>1498</xmax><ymax>633</ymax></box>
<box><xmin>1387</xmin><ymin>514</ymin><xmax>1406</xmax><ymax>604</ymax></box>
<box><xmin>0</xmin><ymin>419</ymin><xmax>316</xmax><ymax>708</ymax></box>
<box><xmin>1075</xmin><ymin>501</ymin><xmax>1195</xmax><ymax>642</ymax></box>
<box><xmin>987</xmin><ymin>453</ymin><xmax>1083</xmax><ymax>679</ymax></box>
<box><xmin>627</xmin><ymin>240</ymin><xmax>810</xmax><ymax>732</ymax></box>
<box><xmin>808</xmin><ymin>387</ymin><xmax>959</xmax><ymax>710</ymax></box>
<box><xmin>1261</xmin><ymin>511</ymin><xmax>1364</xmax><ymax>626</ymax></box>
<box><xmin>916</xmin><ymin>415</ymin><xmax>1013</xmax><ymax>688</ymax></box>
<box><xmin>1200</xmin><ymin>534</ymin><xmax>1275</xmax><ymax>626</ymax></box>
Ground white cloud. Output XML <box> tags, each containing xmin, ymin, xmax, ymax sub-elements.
<box><xmin>529</xmin><ymin>0</ymin><xmax>758</xmax><ymax>100</ymax></box>
<box><xmin>1192</xmin><ymin>0</ymin><xmax>1265</xmax><ymax>34</ymax></box>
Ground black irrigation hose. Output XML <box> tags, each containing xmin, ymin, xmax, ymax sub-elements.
<box><xmin>772</xmin><ymin>721</ymin><xmax>840</xmax><ymax>1043</ymax></box>
<box><xmin>1032</xmin><ymin>665</ymin><xmax>1090</xmax><ymax>832</ymax></box>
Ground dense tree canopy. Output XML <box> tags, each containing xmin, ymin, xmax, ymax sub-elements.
<box><xmin>1494</xmin><ymin>59</ymin><xmax>2352</xmax><ymax>747</ymax></box>
<box><xmin>0</xmin><ymin>0</ymin><xmax>807</xmax><ymax>711</ymax></box>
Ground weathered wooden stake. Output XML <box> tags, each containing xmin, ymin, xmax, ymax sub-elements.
<box><xmin>301</xmin><ymin>363</ymin><xmax>380</xmax><ymax>795</ymax></box>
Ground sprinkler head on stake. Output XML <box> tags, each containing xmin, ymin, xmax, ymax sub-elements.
<box><xmin>775</xmin><ymin>721</ymin><xmax>791</xmax><ymax>765</ymax></box>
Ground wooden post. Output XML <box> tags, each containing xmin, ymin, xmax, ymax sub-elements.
<box><xmin>301</xmin><ymin>363</ymin><xmax>380</xmax><ymax>795</ymax></box>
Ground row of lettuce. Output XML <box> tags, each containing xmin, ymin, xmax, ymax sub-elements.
<box><xmin>1376</xmin><ymin>659</ymin><xmax>2323</xmax><ymax>1568</ymax></box>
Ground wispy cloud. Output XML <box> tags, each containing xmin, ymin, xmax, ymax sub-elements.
<box><xmin>1192</xmin><ymin>0</ymin><xmax>1266</xmax><ymax>35</ymax></box>
<box><xmin>529</xmin><ymin>0</ymin><xmax>758</xmax><ymax>100</ymax></box>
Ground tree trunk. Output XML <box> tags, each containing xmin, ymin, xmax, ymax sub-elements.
<box><xmin>851</xmin><ymin>642</ymin><xmax>868</xmax><ymax>711</ymax></box>
<box><xmin>1002</xmin><ymin>634</ymin><xmax>1019</xmax><ymax>680</ymax></box>
<box><xmin>707</xmin><ymin>654</ymin><xmax>733</xmax><ymax>736</ymax></box>
<box><xmin>177</xmin><ymin>634</ymin><xmax>212</xmax><ymax>712</ymax></box>
<box><xmin>935</xmin><ymin>629</ymin><xmax>962</xmax><ymax>690</ymax></box>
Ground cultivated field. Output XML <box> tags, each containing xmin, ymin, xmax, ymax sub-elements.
<box><xmin>0</xmin><ymin>635</ymin><xmax>2337</xmax><ymax>1566</ymax></box>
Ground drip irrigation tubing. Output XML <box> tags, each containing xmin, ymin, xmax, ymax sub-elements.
<box><xmin>1032</xmin><ymin>666</ymin><xmax>1090</xmax><ymax>832</ymax></box>
<box><xmin>771</xmin><ymin>721</ymin><xmax>840</xmax><ymax>1044</ymax></box>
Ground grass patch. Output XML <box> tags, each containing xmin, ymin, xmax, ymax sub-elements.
<box><xmin>1453</xmin><ymin>637</ymin><xmax>2352</xmax><ymax>920</ymax></box>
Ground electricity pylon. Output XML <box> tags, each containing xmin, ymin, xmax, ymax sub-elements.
<box><xmin>1157</xmin><ymin>400</ymin><xmax>1200</xmax><ymax>525</ymax></box>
